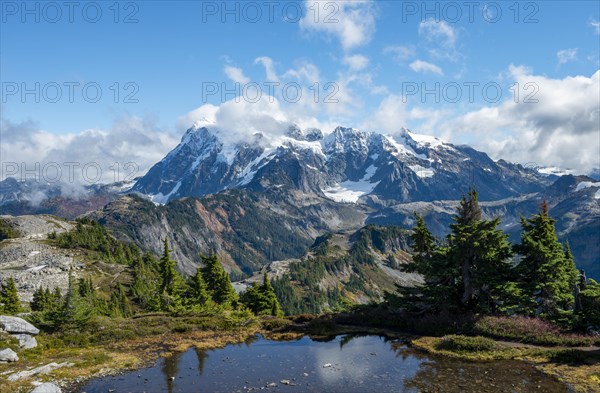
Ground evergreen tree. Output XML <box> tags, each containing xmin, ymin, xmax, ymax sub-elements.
<box><xmin>390</xmin><ymin>191</ymin><xmax>514</xmax><ymax>314</ymax></box>
<box><xmin>514</xmin><ymin>202</ymin><xmax>579</xmax><ymax>320</ymax></box>
<box><xmin>158</xmin><ymin>238</ymin><xmax>185</xmax><ymax>311</ymax></box>
<box><xmin>0</xmin><ymin>277</ymin><xmax>22</xmax><ymax>314</ymax></box>
<box><xmin>110</xmin><ymin>284</ymin><xmax>133</xmax><ymax>318</ymax></box>
<box><xmin>201</xmin><ymin>255</ymin><xmax>238</xmax><ymax>307</ymax></box>
<box><xmin>240</xmin><ymin>273</ymin><xmax>283</xmax><ymax>316</ymax></box>
<box><xmin>132</xmin><ymin>253</ymin><xmax>161</xmax><ymax>311</ymax></box>
<box><xmin>187</xmin><ymin>267</ymin><xmax>213</xmax><ymax>310</ymax></box>
<box><xmin>576</xmin><ymin>277</ymin><xmax>600</xmax><ymax>328</ymax></box>
<box><xmin>31</xmin><ymin>286</ymin><xmax>47</xmax><ymax>312</ymax></box>
<box><xmin>446</xmin><ymin>190</ymin><xmax>514</xmax><ymax>313</ymax></box>
<box><xmin>62</xmin><ymin>269</ymin><xmax>94</xmax><ymax>327</ymax></box>
<box><xmin>392</xmin><ymin>213</ymin><xmax>457</xmax><ymax>312</ymax></box>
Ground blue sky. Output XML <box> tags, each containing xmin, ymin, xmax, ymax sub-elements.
<box><xmin>1</xmin><ymin>0</ymin><xmax>599</xmax><ymax>180</ymax></box>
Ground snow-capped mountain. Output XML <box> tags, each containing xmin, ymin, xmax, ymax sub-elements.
<box><xmin>132</xmin><ymin>124</ymin><xmax>549</xmax><ymax>204</ymax></box>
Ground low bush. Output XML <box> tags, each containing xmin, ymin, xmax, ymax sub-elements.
<box><xmin>474</xmin><ymin>316</ymin><xmax>594</xmax><ymax>347</ymax></box>
<box><xmin>436</xmin><ymin>335</ymin><xmax>497</xmax><ymax>353</ymax></box>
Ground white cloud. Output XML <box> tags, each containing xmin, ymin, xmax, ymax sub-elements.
<box><xmin>360</xmin><ymin>94</ymin><xmax>407</xmax><ymax>133</ymax></box>
<box><xmin>282</xmin><ymin>61</ymin><xmax>321</xmax><ymax>84</ymax></box>
<box><xmin>0</xmin><ymin>116</ymin><xmax>179</xmax><ymax>185</ymax></box>
<box><xmin>299</xmin><ymin>0</ymin><xmax>376</xmax><ymax>51</ymax></box>
<box><xmin>254</xmin><ymin>56</ymin><xmax>279</xmax><ymax>82</ymax></box>
<box><xmin>419</xmin><ymin>18</ymin><xmax>456</xmax><ymax>47</ymax></box>
<box><xmin>409</xmin><ymin>59</ymin><xmax>444</xmax><ymax>75</ymax></box>
<box><xmin>342</xmin><ymin>54</ymin><xmax>369</xmax><ymax>71</ymax></box>
<box><xmin>383</xmin><ymin>45</ymin><xmax>415</xmax><ymax>62</ymax></box>
<box><xmin>224</xmin><ymin>65</ymin><xmax>250</xmax><ymax>84</ymax></box>
<box><xmin>441</xmin><ymin>66</ymin><xmax>600</xmax><ymax>173</ymax></box>
<box><xmin>181</xmin><ymin>95</ymin><xmax>338</xmax><ymax>147</ymax></box>
<box><xmin>557</xmin><ymin>48</ymin><xmax>578</xmax><ymax>66</ymax></box>
<box><xmin>590</xmin><ymin>18</ymin><xmax>600</xmax><ymax>34</ymax></box>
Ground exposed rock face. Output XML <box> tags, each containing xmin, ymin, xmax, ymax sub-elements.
<box><xmin>0</xmin><ymin>348</ymin><xmax>19</xmax><ymax>362</ymax></box>
<box><xmin>30</xmin><ymin>383</ymin><xmax>62</xmax><ymax>393</ymax></box>
<box><xmin>0</xmin><ymin>316</ymin><xmax>40</xmax><ymax>335</ymax></box>
<box><xmin>0</xmin><ymin>215</ymin><xmax>82</xmax><ymax>302</ymax></box>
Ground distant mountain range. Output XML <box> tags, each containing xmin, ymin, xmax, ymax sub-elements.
<box><xmin>1</xmin><ymin>124</ymin><xmax>599</xmax><ymax>281</ymax></box>
<box><xmin>132</xmin><ymin>124</ymin><xmax>550</xmax><ymax>204</ymax></box>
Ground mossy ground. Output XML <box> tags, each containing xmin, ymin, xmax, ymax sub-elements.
<box><xmin>410</xmin><ymin>336</ymin><xmax>600</xmax><ymax>393</ymax></box>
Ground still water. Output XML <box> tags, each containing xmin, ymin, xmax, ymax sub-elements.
<box><xmin>79</xmin><ymin>334</ymin><xmax>567</xmax><ymax>393</ymax></box>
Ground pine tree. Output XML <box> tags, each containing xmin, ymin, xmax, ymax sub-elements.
<box><xmin>62</xmin><ymin>269</ymin><xmax>94</xmax><ymax>327</ymax></box>
<box><xmin>0</xmin><ymin>277</ymin><xmax>22</xmax><ymax>314</ymax></box>
<box><xmin>240</xmin><ymin>273</ymin><xmax>283</xmax><ymax>316</ymax></box>
<box><xmin>158</xmin><ymin>238</ymin><xmax>185</xmax><ymax>311</ymax></box>
<box><xmin>31</xmin><ymin>286</ymin><xmax>48</xmax><ymax>312</ymax></box>
<box><xmin>110</xmin><ymin>284</ymin><xmax>133</xmax><ymax>318</ymax></box>
<box><xmin>446</xmin><ymin>189</ymin><xmax>514</xmax><ymax>312</ymax></box>
<box><xmin>201</xmin><ymin>255</ymin><xmax>238</xmax><ymax>307</ymax></box>
<box><xmin>390</xmin><ymin>213</ymin><xmax>455</xmax><ymax>312</ymax></box>
<box><xmin>261</xmin><ymin>272</ymin><xmax>283</xmax><ymax>316</ymax></box>
<box><xmin>132</xmin><ymin>253</ymin><xmax>161</xmax><ymax>311</ymax></box>
<box><xmin>159</xmin><ymin>238</ymin><xmax>177</xmax><ymax>295</ymax></box>
<box><xmin>514</xmin><ymin>202</ymin><xmax>579</xmax><ymax>320</ymax></box>
<box><xmin>186</xmin><ymin>267</ymin><xmax>214</xmax><ymax>311</ymax></box>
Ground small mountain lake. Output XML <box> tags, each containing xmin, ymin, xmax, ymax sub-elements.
<box><xmin>78</xmin><ymin>334</ymin><xmax>567</xmax><ymax>393</ymax></box>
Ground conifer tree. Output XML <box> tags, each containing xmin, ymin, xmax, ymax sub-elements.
<box><xmin>159</xmin><ymin>238</ymin><xmax>177</xmax><ymax>295</ymax></box>
<box><xmin>240</xmin><ymin>272</ymin><xmax>283</xmax><ymax>316</ymax></box>
<box><xmin>393</xmin><ymin>213</ymin><xmax>457</xmax><ymax>312</ymax></box>
<box><xmin>132</xmin><ymin>253</ymin><xmax>161</xmax><ymax>311</ymax></box>
<box><xmin>158</xmin><ymin>238</ymin><xmax>185</xmax><ymax>311</ymax></box>
<box><xmin>62</xmin><ymin>269</ymin><xmax>94</xmax><ymax>326</ymax></box>
<box><xmin>447</xmin><ymin>189</ymin><xmax>514</xmax><ymax>312</ymax></box>
<box><xmin>0</xmin><ymin>277</ymin><xmax>22</xmax><ymax>314</ymax></box>
<box><xmin>110</xmin><ymin>284</ymin><xmax>133</xmax><ymax>318</ymax></box>
<box><xmin>201</xmin><ymin>255</ymin><xmax>238</xmax><ymax>306</ymax></box>
<box><xmin>514</xmin><ymin>202</ymin><xmax>579</xmax><ymax>319</ymax></box>
<box><xmin>187</xmin><ymin>267</ymin><xmax>213</xmax><ymax>310</ymax></box>
<box><xmin>31</xmin><ymin>286</ymin><xmax>47</xmax><ymax>312</ymax></box>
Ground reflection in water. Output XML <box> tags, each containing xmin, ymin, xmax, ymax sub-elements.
<box><xmin>80</xmin><ymin>334</ymin><xmax>567</xmax><ymax>393</ymax></box>
<box><xmin>162</xmin><ymin>351</ymin><xmax>181</xmax><ymax>393</ymax></box>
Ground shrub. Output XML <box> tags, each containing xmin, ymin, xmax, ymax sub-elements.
<box><xmin>474</xmin><ymin>316</ymin><xmax>593</xmax><ymax>346</ymax></box>
<box><xmin>436</xmin><ymin>335</ymin><xmax>497</xmax><ymax>353</ymax></box>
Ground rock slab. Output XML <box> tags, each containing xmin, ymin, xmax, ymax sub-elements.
<box><xmin>0</xmin><ymin>316</ymin><xmax>40</xmax><ymax>335</ymax></box>
<box><xmin>14</xmin><ymin>333</ymin><xmax>38</xmax><ymax>349</ymax></box>
<box><xmin>30</xmin><ymin>383</ymin><xmax>62</xmax><ymax>393</ymax></box>
<box><xmin>8</xmin><ymin>362</ymin><xmax>73</xmax><ymax>381</ymax></box>
<box><xmin>0</xmin><ymin>348</ymin><xmax>18</xmax><ymax>362</ymax></box>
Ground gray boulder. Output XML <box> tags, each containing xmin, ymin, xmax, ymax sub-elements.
<box><xmin>8</xmin><ymin>362</ymin><xmax>73</xmax><ymax>381</ymax></box>
<box><xmin>0</xmin><ymin>348</ymin><xmax>19</xmax><ymax>362</ymax></box>
<box><xmin>0</xmin><ymin>316</ymin><xmax>40</xmax><ymax>335</ymax></box>
<box><xmin>14</xmin><ymin>333</ymin><xmax>38</xmax><ymax>349</ymax></box>
<box><xmin>30</xmin><ymin>383</ymin><xmax>62</xmax><ymax>393</ymax></box>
